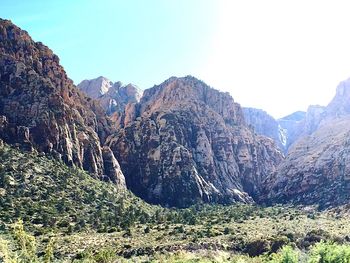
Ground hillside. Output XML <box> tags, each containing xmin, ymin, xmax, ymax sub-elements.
<box><xmin>264</xmin><ymin>79</ymin><xmax>350</xmax><ymax>207</ymax></box>
<box><xmin>0</xmin><ymin>140</ymin><xmax>153</xmax><ymax>235</ymax></box>
<box><xmin>3</xmin><ymin>16</ymin><xmax>350</xmax><ymax>263</ymax></box>
<box><xmin>107</xmin><ymin>76</ymin><xmax>283</xmax><ymax>207</ymax></box>
<box><xmin>0</xmin><ymin>18</ymin><xmax>125</xmax><ymax>186</ymax></box>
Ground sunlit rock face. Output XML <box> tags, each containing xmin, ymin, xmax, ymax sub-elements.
<box><xmin>78</xmin><ymin>77</ymin><xmax>142</xmax><ymax>115</ymax></box>
<box><xmin>107</xmin><ymin>76</ymin><xmax>283</xmax><ymax>207</ymax></box>
<box><xmin>0</xmin><ymin>19</ymin><xmax>125</xmax><ymax>188</ymax></box>
<box><xmin>263</xmin><ymin>79</ymin><xmax>350</xmax><ymax>208</ymax></box>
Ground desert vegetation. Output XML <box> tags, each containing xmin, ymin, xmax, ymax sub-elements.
<box><xmin>1</xmin><ymin>144</ymin><xmax>350</xmax><ymax>262</ymax></box>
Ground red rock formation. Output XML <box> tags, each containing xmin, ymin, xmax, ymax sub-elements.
<box><xmin>107</xmin><ymin>76</ymin><xmax>283</xmax><ymax>207</ymax></box>
<box><xmin>263</xmin><ymin>79</ymin><xmax>350</xmax><ymax>207</ymax></box>
<box><xmin>0</xmin><ymin>19</ymin><xmax>125</xmax><ymax>187</ymax></box>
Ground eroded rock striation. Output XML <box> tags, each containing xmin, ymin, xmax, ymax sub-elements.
<box><xmin>107</xmin><ymin>76</ymin><xmax>283</xmax><ymax>207</ymax></box>
<box><xmin>0</xmin><ymin>19</ymin><xmax>125</xmax><ymax>187</ymax></box>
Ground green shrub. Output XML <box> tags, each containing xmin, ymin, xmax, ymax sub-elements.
<box><xmin>13</xmin><ymin>219</ymin><xmax>38</xmax><ymax>262</ymax></box>
<box><xmin>269</xmin><ymin>245</ymin><xmax>299</xmax><ymax>263</ymax></box>
<box><xmin>0</xmin><ymin>220</ymin><xmax>55</xmax><ymax>263</ymax></box>
<box><xmin>308</xmin><ymin>242</ymin><xmax>350</xmax><ymax>263</ymax></box>
<box><xmin>93</xmin><ymin>247</ymin><xmax>116</xmax><ymax>263</ymax></box>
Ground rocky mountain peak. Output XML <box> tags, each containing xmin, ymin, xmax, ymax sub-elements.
<box><xmin>78</xmin><ymin>76</ymin><xmax>113</xmax><ymax>99</ymax></box>
<box><xmin>0</xmin><ymin>19</ymin><xmax>125</xmax><ymax>188</ymax></box>
<box><xmin>335</xmin><ymin>78</ymin><xmax>350</xmax><ymax>97</ymax></box>
<box><xmin>78</xmin><ymin>77</ymin><xmax>142</xmax><ymax>115</ymax></box>
<box><xmin>139</xmin><ymin>76</ymin><xmax>245</xmax><ymax>126</ymax></box>
<box><xmin>107</xmin><ymin>76</ymin><xmax>283</xmax><ymax>207</ymax></box>
<box><xmin>326</xmin><ymin>78</ymin><xmax>350</xmax><ymax>117</ymax></box>
<box><xmin>279</xmin><ymin>111</ymin><xmax>306</xmax><ymax>122</ymax></box>
<box><xmin>263</xmin><ymin>79</ymin><xmax>350</xmax><ymax>207</ymax></box>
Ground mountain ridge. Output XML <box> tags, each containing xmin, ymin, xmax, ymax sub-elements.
<box><xmin>77</xmin><ymin>76</ymin><xmax>142</xmax><ymax>116</ymax></box>
<box><xmin>0</xmin><ymin>18</ymin><xmax>125</xmax><ymax>187</ymax></box>
<box><xmin>106</xmin><ymin>76</ymin><xmax>283</xmax><ymax>207</ymax></box>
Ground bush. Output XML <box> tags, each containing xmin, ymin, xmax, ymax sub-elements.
<box><xmin>270</xmin><ymin>236</ymin><xmax>290</xmax><ymax>253</ymax></box>
<box><xmin>269</xmin><ymin>245</ymin><xmax>299</xmax><ymax>263</ymax></box>
<box><xmin>308</xmin><ymin>242</ymin><xmax>350</xmax><ymax>263</ymax></box>
<box><xmin>244</xmin><ymin>239</ymin><xmax>270</xmax><ymax>257</ymax></box>
<box><xmin>93</xmin><ymin>247</ymin><xmax>116</xmax><ymax>263</ymax></box>
<box><xmin>0</xmin><ymin>220</ymin><xmax>55</xmax><ymax>263</ymax></box>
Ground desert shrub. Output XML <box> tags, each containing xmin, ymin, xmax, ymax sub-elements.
<box><xmin>93</xmin><ymin>247</ymin><xmax>116</xmax><ymax>263</ymax></box>
<box><xmin>300</xmin><ymin>229</ymin><xmax>331</xmax><ymax>248</ymax></box>
<box><xmin>0</xmin><ymin>220</ymin><xmax>55</xmax><ymax>263</ymax></box>
<box><xmin>268</xmin><ymin>245</ymin><xmax>299</xmax><ymax>263</ymax></box>
<box><xmin>270</xmin><ymin>236</ymin><xmax>290</xmax><ymax>253</ymax></box>
<box><xmin>244</xmin><ymin>239</ymin><xmax>271</xmax><ymax>257</ymax></box>
<box><xmin>308</xmin><ymin>242</ymin><xmax>350</xmax><ymax>263</ymax></box>
<box><xmin>13</xmin><ymin>219</ymin><xmax>38</xmax><ymax>262</ymax></box>
<box><xmin>0</xmin><ymin>238</ymin><xmax>15</xmax><ymax>263</ymax></box>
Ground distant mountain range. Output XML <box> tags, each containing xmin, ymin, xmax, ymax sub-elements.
<box><xmin>1</xmin><ymin>18</ymin><xmax>350</xmax><ymax>209</ymax></box>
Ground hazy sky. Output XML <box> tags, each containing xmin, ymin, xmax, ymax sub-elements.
<box><xmin>1</xmin><ymin>0</ymin><xmax>350</xmax><ymax>118</ymax></box>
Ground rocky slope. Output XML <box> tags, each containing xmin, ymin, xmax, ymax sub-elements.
<box><xmin>243</xmin><ymin>108</ymin><xmax>308</xmax><ymax>153</ymax></box>
<box><xmin>277</xmin><ymin>111</ymin><xmax>306</xmax><ymax>150</ymax></box>
<box><xmin>0</xmin><ymin>139</ymin><xmax>148</xmax><ymax>233</ymax></box>
<box><xmin>78</xmin><ymin>76</ymin><xmax>142</xmax><ymax>115</ymax></box>
<box><xmin>106</xmin><ymin>76</ymin><xmax>283</xmax><ymax>207</ymax></box>
<box><xmin>0</xmin><ymin>19</ymin><xmax>125</xmax><ymax>187</ymax></box>
<box><xmin>243</xmin><ymin>108</ymin><xmax>286</xmax><ymax>151</ymax></box>
<box><xmin>264</xmin><ymin>78</ymin><xmax>350</xmax><ymax>207</ymax></box>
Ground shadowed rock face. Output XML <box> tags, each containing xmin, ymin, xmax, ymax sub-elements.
<box><xmin>243</xmin><ymin>108</ymin><xmax>309</xmax><ymax>153</ymax></box>
<box><xmin>78</xmin><ymin>77</ymin><xmax>142</xmax><ymax>115</ymax></box>
<box><xmin>0</xmin><ymin>19</ymin><xmax>125</xmax><ymax>187</ymax></box>
<box><xmin>263</xmin><ymin>79</ymin><xmax>350</xmax><ymax>208</ymax></box>
<box><xmin>107</xmin><ymin>76</ymin><xmax>283</xmax><ymax>207</ymax></box>
<box><xmin>277</xmin><ymin>111</ymin><xmax>306</xmax><ymax>151</ymax></box>
<box><xmin>243</xmin><ymin>108</ymin><xmax>286</xmax><ymax>151</ymax></box>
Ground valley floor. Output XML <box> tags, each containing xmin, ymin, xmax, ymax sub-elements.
<box><xmin>2</xmin><ymin>204</ymin><xmax>350</xmax><ymax>262</ymax></box>
<box><xmin>1</xmin><ymin>144</ymin><xmax>350</xmax><ymax>262</ymax></box>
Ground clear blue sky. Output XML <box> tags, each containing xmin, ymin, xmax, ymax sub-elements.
<box><xmin>0</xmin><ymin>0</ymin><xmax>219</xmax><ymax>88</ymax></box>
<box><xmin>2</xmin><ymin>0</ymin><xmax>350</xmax><ymax>118</ymax></box>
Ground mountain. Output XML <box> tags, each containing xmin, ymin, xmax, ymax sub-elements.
<box><xmin>106</xmin><ymin>76</ymin><xmax>283</xmax><ymax>207</ymax></box>
<box><xmin>77</xmin><ymin>76</ymin><xmax>113</xmax><ymax>99</ymax></box>
<box><xmin>243</xmin><ymin>108</ymin><xmax>308</xmax><ymax>153</ymax></box>
<box><xmin>0</xmin><ymin>19</ymin><xmax>125</xmax><ymax>187</ymax></box>
<box><xmin>243</xmin><ymin>108</ymin><xmax>286</xmax><ymax>151</ymax></box>
<box><xmin>264</xmin><ymin>78</ymin><xmax>350</xmax><ymax>207</ymax></box>
<box><xmin>0</xmin><ymin>139</ymin><xmax>150</xmax><ymax>232</ymax></box>
<box><xmin>78</xmin><ymin>77</ymin><xmax>142</xmax><ymax>115</ymax></box>
<box><xmin>277</xmin><ymin>111</ymin><xmax>306</xmax><ymax>150</ymax></box>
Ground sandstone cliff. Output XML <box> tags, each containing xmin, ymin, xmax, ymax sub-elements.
<box><xmin>78</xmin><ymin>76</ymin><xmax>142</xmax><ymax>115</ymax></box>
<box><xmin>107</xmin><ymin>76</ymin><xmax>283</xmax><ymax>207</ymax></box>
<box><xmin>264</xmin><ymin>79</ymin><xmax>350</xmax><ymax>207</ymax></box>
<box><xmin>243</xmin><ymin>108</ymin><xmax>286</xmax><ymax>151</ymax></box>
<box><xmin>277</xmin><ymin>111</ymin><xmax>306</xmax><ymax>150</ymax></box>
<box><xmin>0</xmin><ymin>19</ymin><xmax>125</xmax><ymax>187</ymax></box>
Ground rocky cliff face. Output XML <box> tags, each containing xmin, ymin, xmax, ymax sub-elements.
<box><xmin>264</xmin><ymin>79</ymin><xmax>350</xmax><ymax>207</ymax></box>
<box><xmin>78</xmin><ymin>77</ymin><xmax>142</xmax><ymax>115</ymax></box>
<box><xmin>277</xmin><ymin>111</ymin><xmax>306</xmax><ymax>150</ymax></box>
<box><xmin>243</xmin><ymin>108</ymin><xmax>309</xmax><ymax>153</ymax></box>
<box><xmin>106</xmin><ymin>76</ymin><xmax>283</xmax><ymax>207</ymax></box>
<box><xmin>0</xmin><ymin>19</ymin><xmax>125</xmax><ymax>187</ymax></box>
<box><xmin>243</xmin><ymin>108</ymin><xmax>286</xmax><ymax>151</ymax></box>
